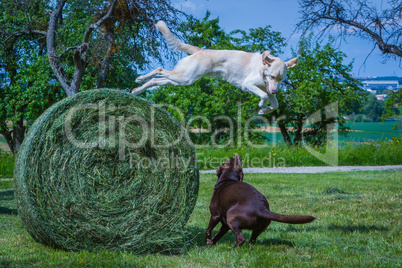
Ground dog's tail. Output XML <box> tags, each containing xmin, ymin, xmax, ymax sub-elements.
<box><xmin>155</xmin><ymin>21</ymin><xmax>200</xmax><ymax>55</ymax></box>
<box><xmin>266</xmin><ymin>211</ymin><xmax>315</xmax><ymax>224</ymax></box>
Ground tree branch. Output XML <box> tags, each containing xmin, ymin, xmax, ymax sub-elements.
<box><xmin>58</xmin><ymin>46</ymin><xmax>79</xmax><ymax>58</ymax></box>
<box><xmin>1</xmin><ymin>29</ymin><xmax>46</xmax><ymax>44</ymax></box>
<box><xmin>46</xmin><ymin>0</ymin><xmax>118</xmax><ymax>96</ymax></box>
<box><xmin>296</xmin><ymin>0</ymin><xmax>402</xmax><ymax>58</ymax></box>
<box><xmin>47</xmin><ymin>0</ymin><xmax>73</xmax><ymax>95</ymax></box>
<box><xmin>321</xmin><ymin>14</ymin><xmax>402</xmax><ymax>57</ymax></box>
<box><xmin>82</xmin><ymin>0</ymin><xmax>118</xmax><ymax>44</ymax></box>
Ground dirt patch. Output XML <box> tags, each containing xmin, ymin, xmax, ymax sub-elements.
<box><xmin>0</xmin><ymin>135</ymin><xmax>10</xmax><ymax>151</ymax></box>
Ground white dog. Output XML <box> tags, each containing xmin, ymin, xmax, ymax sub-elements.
<box><xmin>132</xmin><ymin>21</ymin><xmax>297</xmax><ymax>115</ymax></box>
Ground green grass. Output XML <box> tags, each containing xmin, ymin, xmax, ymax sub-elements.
<box><xmin>261</xmin><ymin>121</ymin><xmax>401</xmax><ymax>145</ymax></box>
<box><xmin>196</xmin><ymin>137</ymin><xmax>402</xmax><ymax>169</ymax></box>
<box><xmin>341</xmin><ymin>122</ymin><xmax>401</xmax><ymax>142</ymax></box>
<box><xmin>1</xmin><ymin>171</ymin><xmax>401</xmax><ymax>267</ymax></box>
<box><xmin>0</xmin><ymin>122</ymin><xmax>401</xmax><ymax>175</ymax></box>
<box><xmin>0</xmin><ymin>152</ymin><xmax>14</xmax><ymax>178</ymax></box>
<box><xmin>1</xmin><ymin>138</ymin><xmax>401</xmax><ymax>177</ymax></box>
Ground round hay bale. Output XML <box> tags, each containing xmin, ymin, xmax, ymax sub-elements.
<box><xmin>14</xmin><ymin>89</ymin><xmax>199</xmax><ymax>253</ymax></box>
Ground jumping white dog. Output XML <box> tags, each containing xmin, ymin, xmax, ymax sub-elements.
<box><xmin>132</xmin><ymin>21</ymin><xmax>297</xmax><ymax>115</ymax></box>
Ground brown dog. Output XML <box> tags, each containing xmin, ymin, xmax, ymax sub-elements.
<box><xmin>206</xmin><ymin>154</ymin><xmax>315</xmax><ymax>248</ymax></box>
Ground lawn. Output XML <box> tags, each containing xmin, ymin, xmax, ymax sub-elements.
<box><xmin>196</xmin><ymin>137</ymin><xmax>402</xmax><ymax>169</ymax></box>
<box><xmin>341</xmin><ymin>122</ymin><xmax>401</xmax><ymax>142</ymax></box>
<box><xmin>1</xmin><ymin>170</ymin><xmax>401</xmax><ymax>267</ymax></box>
<box><xmin>1</xmin><ymin>122</ymin><xmax>401</xmax><ymax>176</ymax></box>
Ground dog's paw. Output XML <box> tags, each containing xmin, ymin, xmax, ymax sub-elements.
<box><xmin>131</xmin><ymin>87</ymin><xmax>139</xmax><ymax>95</ymax></box>
<box><xmin>258</xmin><ymin>107</ymin><xmax>275</xmax><ymax>115</ymax></box>
<box><xmin>206</xmin><ymin>239</ymin><xmax>214</xmax><ymax>246</ymax></box>
<box><xmin>258</xmin><ymin>98</ymin><xmax>268</xmax><ymax>108</ymax></box>
<box><xmin>135</xmin><ymin>75</ymin><xmax>145</xmax><ymax>83</ymax></box>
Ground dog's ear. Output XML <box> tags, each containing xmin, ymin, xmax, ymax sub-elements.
<box><xmin>233</xmin><ymin>154</ymin><xmax>243</xmax><ymax>181</ymax></box>
<box><xmin>285</xmin><ymin>57</ymin><xmax>298</xmax><ymax>69</ymax></box>
<box><xmin>262</xmin><ymin>51</ymin><xmax>275</xmax><ymax>65</ymax></box>
<box><xmin>234</xmin><ymin>154</ymin><xmax>243</xmax><ymax>170</ymax></box>
<box><xmin>239</xmin><ymin>171</ymin><xmax>244</xmax><ymax>181</ymax></box>
<box><xmin>216</xmin><ymin>166</ymin><xmax>223</xmax><ymax>178</ymax></box>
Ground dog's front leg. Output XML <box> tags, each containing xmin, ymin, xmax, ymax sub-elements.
<box><xmin>242</xmin><ymin>82</ymin><xmax>269</xmax><ymax>109</ymax></box>
<box><xmin>257</xmin><ymin>93</ymin><xmax>279</xmax><ymax>115</ymax></box>
<box><xmin>212</xmin><ymin>224</ymin><xmax>230</xmax><ymax>244</ymax></box>
<box><xmin>205</xmin><ymin>215</ymin><xmax>220</xmax><ymax>246</ymax></box>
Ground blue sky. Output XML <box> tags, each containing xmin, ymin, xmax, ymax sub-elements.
<box><xmin>171</xmin><ymin>0</ymin><xmax>401</xmax><ymax>78</ymax></box>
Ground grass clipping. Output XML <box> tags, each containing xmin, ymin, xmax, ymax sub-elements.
<box><xmin>14</xmin><ymin>89</ymin><xmax>199</xmax><ymax>253</ymax></box>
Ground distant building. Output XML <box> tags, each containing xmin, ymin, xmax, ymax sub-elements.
<box><xmin>376</xmin><ymin>94</ymin><xmax>387</xmax><ymax>101</ymax></box>
<box><xmin>357</xmin><ymin>76</ymin><xmax>402</xmax><ymax>92</ymax></box>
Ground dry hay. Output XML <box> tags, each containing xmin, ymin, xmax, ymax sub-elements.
<box><xmin>14</xmin><ymin>89</ymin><xmax>199</xmax><ymax>253</ymax></box>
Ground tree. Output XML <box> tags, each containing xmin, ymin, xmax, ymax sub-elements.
<box><xmin>152</xmin><ymin>12</ymin><xmax>287</xmax><ymax>147</ymax></box>
<box><xmin>0</xmin><ymin>0</ymin><xmax>183</xmax><ymax>154</ymax></box>
<box><xmin>382</xmin><ymin>90</ymin><xmax>401</xmax><ymax>128</ymax></box>
<box><xmin>0</xmin><ymin>0</ymin><xmax>64</xmax><ymax>155</ymax></box>
<box><xmin>296</xmin><ymin>0</ymin><xmax>402</xmax><ymax>59</ymax></box>
<box><xmin>1</xmin><ymin>0</ymin><xmax>184</xmax><ymax>96</ymax></box>
<box><xmin>273</xmin><ymin>36</ymin><xmax>365</xmax><ymax>146</ymax></box>
<box><xmin>0</xmin><ymin>49</ymin><xmax>64</xmax><ymax>155</ymax></box>
<box><xmin>363</xmin><ymin>94</ymin><xmax>385</xmax><ymax>122</ymax></box>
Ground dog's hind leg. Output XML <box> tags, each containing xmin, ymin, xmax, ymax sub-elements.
<box><xmin>132</xmin><ymin>78</ymin><xmax>180</xmax><ymax>95</ymax></box>
<box><xmin>229</xmin><ymin>224</ymin><xmax>246</xmax><ymax>248</ymax></box>
<box><xmin>226</xmin><ymin>217</ymin><xmax>246</xmax><ymax>248</ymax></box>
<box><xmin>135</xmin><ymin>68</ymin><xmax>167</xmax><ymax>83</ymax></box>
<box><xmin>249</xmin><ymin>220</ymin><xmax>271</xmax><ymax>244</ymax></box>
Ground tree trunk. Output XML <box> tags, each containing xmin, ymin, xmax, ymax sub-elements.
<box><xmin>0</xmin><ymin>122</ymin><xmax>14</xmax><ymax>155</ymax></box>
<box><xmin>46</xmin><ymin>0</ymin><xmax>118</xmax><ymax>96</ymax></box>
<box><xmin>12</xmin><ymin>114</ymin><xmax>25</xmax><ymax>154</ymax></box>
<box><xmin>277</xmin><ymin>121</ymin><xmax>292</xmax><ymax>146</ymax></box>
<box><xmin>47</xmin><ymin>0</ymin><xmax>75</xmax><ymax>96</ymax></box>
<box><xmin>293</xmin><ymin>114</ymin><xmax>304</xmax><ymax>146</ymax></box>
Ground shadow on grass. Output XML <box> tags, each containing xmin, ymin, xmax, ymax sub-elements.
<box><xmin>254</xmin><ymin>238</ymin><xmax>295</xmax><ymax>248</ymax></box>
<box><xmin>186</xmin><ymin>226</ymin><xmax>296</xmax><ymax>249</ymax></box>
<box><xmin>328</xmin><ymin>224</ymin><xmax>388</xmax><ymax>233</ymax></box>
<box><xmin>282</xmin><ymin>225</ymin><xmax>320</xmax><ymax>233</ymax></box>
<box><xmin>0</xmin><ymin>190</ymin><xmax>17</xmax><ymax>215</ymax></box>
<box><xmin>0</xmin><ymin>206</ymin><xmax>18</xmax><ymax>215</ymax></box>
<box><xmin>0</xmin><ymin>189</ymin><xmax>14</xmax><ymax>200</ymax></box>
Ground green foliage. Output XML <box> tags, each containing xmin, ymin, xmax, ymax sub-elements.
<box><xmin>0</xmin><ymin>0</ymin><xmax>65</xmax><ymax>153</ymax></box>
<box><xmin>195</xmin><ymin>137</ymin><xmax>402</xmax><ymax>169</ymax></box>
<box><xmin>0</xmin><ymin>0</ymin><xmax>170</xmax><ymax>153</ymax></box>
<box><xmin>178</xmin><ymin>11</ymin><xmax>235</xmax><ymax>50</ymax></box>
<box><xmin>363</xmin><ymin>94</ymin><xmax>385</xmax><ymax>122</ymax></box>
<box><xmin>1</xmin><ymin>55</ymin><xmax>65</xmax><ymax>124</ymax></box>
<box><xmin>178</xmin><ymin>11</ymin><xmax>286</xmax><ymax>54</ymax></box>
<box><xmin>153</xmin><ymin>78</ymin><xmax>264</xmax><ymax>147</ymax></box>
<box><xmin>275</xmin><ymin>35</ymin><xmax>366</xmax><ymax>145</ymax></box>
<box><xmin>231</xmin><ymin>26</ymin><xmax>285</xmax><ymax>55</ymax></box>
<box><xmin>382</xmin><ymin>89</ymin><xmax>401</xmax><ymax>129</ymax></box>
<box><xmin>0</xmin><ymin>150</ymin><xmax>14</xmax><ymax>178</ymax></box>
